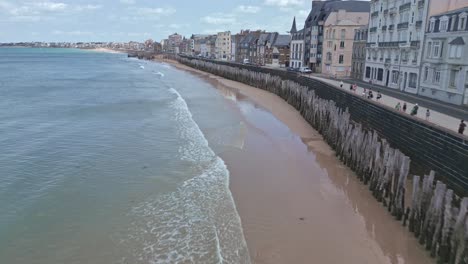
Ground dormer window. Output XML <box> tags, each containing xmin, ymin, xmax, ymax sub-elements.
<box><xmin>440</xmin><ymin>16</ymin><xmax>449</xmax><ymax>32</ymax></box>
<box><xmin>429</xmin><ymin>18</ymin><xmax>436</xmax><ymax>32</ymax></box>
<box><xmin>459</xmin><ymin>12</ymin><xmax>467</xmax><ymax>31</ymax></box>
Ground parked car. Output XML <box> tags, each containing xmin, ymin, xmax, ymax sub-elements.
<box><xmin>287</xmin><ymin>67</ymin><xmax>298</xmax><ymax>72</ymax></box>
<box><xmin>298</xmin><ymin>67</ymin><xmax>312</xmax><ymax>74</ymax></box>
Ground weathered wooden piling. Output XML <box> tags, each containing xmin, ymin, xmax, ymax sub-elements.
<box><xmin>177</xmin><ymin>57</ymin><xmax>468</xmax><ymax>263</ymax></box>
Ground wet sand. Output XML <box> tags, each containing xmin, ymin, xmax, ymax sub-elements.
<box><xmin>158</xmin><ymin>59</ymin><xmax>433</xmax><ymax>264</ymax></box>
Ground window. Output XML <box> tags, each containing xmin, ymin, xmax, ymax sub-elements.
<box><xmin>339</xmin><ymin>55</ymin><xmax>344</xmax><ymax>64</ymax></box>
<box><xmin>433</xmin><ymin>41</ymin><xmax>441</xmax><ymax>58</ymax></box>
<box><xmin>449</xmin><ymin>69</ymin><xmax>458</xmax><ymax>87</ymax></box>
<box><xmin>341</xmin><ymin>29</ymin><xmax>346</xmax><ymax>39</ymax></box>
<box><xmin>327</xmin><ymin>41</ymin><xmax>332</xmax><ymax>48</ymax></box>
<box><xmin>340</xmin><ymin>41</ymin><xmax>345</xmax><ymax>48</ymax></box>
<box><xmin>429</xmin><ymin>20</ymin><xmax>435</xmax><ymax>32</ymax></box>
<box><xmin>408</xmin><ymin>73</ymin><xmax>417</xmax><ymax>88</ymax></box>
<box><xmin>332</xmin><ymin>29</ymin><xmax>336</xmax><ymax>39</ymax></box>
<box><xmin>365</xmin><ymin>66</ymin><xmax>371</xmax><ymax>78</ymax></box>
<box><xmin>311</xmin><ymin>53</ymin><xmax>316</xmax><ymax>58</ymax></box>
<box><xmin>377</xmin><ymin>68</ymin><xmax>383</xmax><ymax>81</ymax></box>
<box><xmin>427</xmin><ymin>42</ymin><xmax>432</xmax><ymax>58</ymax></box>
<box><xmin>450</xmin><ymin>45</ymin><xmax>462</xmax><ymax>58</ymax></box>
<box><xmin>433</xmin><ymin>70</ymin><xmax>441</xmax><ymax>83</ymax></box>
<box><xmin>424</xmin><ymin>67</ymin><xmax>429</xmax><ymax>81</ymax></box>
<box><xmin>440</xmin><ymin>16</ymin><xmax>449</xmax><ymax>31</ymax></box>
<box><xmin>326</xmin><ymin>52</ymin><xmax>332</xmax><ymax>61</ymax></box>
<box><xmin>391</xmin><ymin>70</ymin><xmax>399</xmax><ymax>84</ymax></box>
<box><xmin>411</xmin><ymin>12</ymin><xmax>415</xmax><ymax>23</ymax></box>
<box><xmin>459</xmin><ymin>14</ymin><xmax>467</xmax><ymax>30</ymax></box>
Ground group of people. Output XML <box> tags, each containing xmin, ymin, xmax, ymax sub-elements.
<box><xmin>337</xmin><ymin>80</ymin><xmax>466</xmax><ymax>135</ymax></box>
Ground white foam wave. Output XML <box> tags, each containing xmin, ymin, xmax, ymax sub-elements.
<box><xmin>153</xmin><ymin>72</ymin><xmax>165</xmax><ymax>77</ymax></box>
<box><xmin>139</xmin><ymin>65</ymin><xmax>145</xmax><ymax>69</ymax></box>
<box><xmin>121</xmin><ymin>87</ymin><xmax>250</xmax><ymax>264</ymax></box>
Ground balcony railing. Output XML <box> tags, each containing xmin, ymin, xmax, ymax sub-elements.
<box><xmin>398</xmin><ymin>22</ymin><xmax>409</xmax><ymax>30</ymax></box>
<box><xmin>366</xmin><ymin>42</ymin><xmax>376</xmax><ymax>47</ymax></box>
<box><xmin>415</xmin><ymin>21</ymin><xmax>423</xmax><ymax>28</ymax></box>
<box><xmin>378</xmin><ymin>41</ymin><xmax>405</xmax><ymax>47</ymax></box>
<box><xmin>389</xmin><ymin>25</ymin><xmax>395</xmax><ymax>30</ymax></box>
<box><xmin>369</xmin><ymin>27</ymin><xmax>377</xmax><ymax>33</ymax></box>
<box><xmin>399</xmin><ymin>3</ymin><xmax>411</xmax><ymax>12</ymax></box>
<box><xmin>410</xmin><ymin>41</ymin><xmax>420</xmax><ymax>48</ymax></box>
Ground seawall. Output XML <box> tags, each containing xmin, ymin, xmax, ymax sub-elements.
<box><xmin>177</xmin><ymin>56</ymin><xmax>468</xmax><ymax>263</ymax></box>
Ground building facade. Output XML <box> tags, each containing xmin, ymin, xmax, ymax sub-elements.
<box><xmin>364</xmin><ymin>0</ymin><xmax>430</xmax><ymax>94</ymax></box>
<box><xmin>322</xmin><ymin>10</ymin><xmax>370</xmax><ymax>77</ymax></box>
<box><xmin>419</xmin><ymin>7</ymin><xmax>468</xmax><ymax>106</ymax></box>
<box><xmin>351</xmin><ymin>26</ymin><xmax>368</xmax><ymax>79</ymax></box>
<box><xmin>302</xmin><ymin>0</ymin><xmax>370</xmax><ymax>73</ymax></box>
<box><xmin>168</xmin><ymin>33</ymin><xmax>183</xmax><ymax>53</ymax></box>
<box><xmin>215</xmin><ymin>31</ymin><xmax>231</xmax><ymax>60</ymax></box>
<box><xmin>290</xmin><ymin>17</ymin><xmax>306</xmax><ymax>69</ymax></box>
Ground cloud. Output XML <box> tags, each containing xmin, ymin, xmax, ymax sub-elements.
<box><xmin>264</xmin><ymin>0</ymin><xmax>304</xmax><ymax>7</ymax></box>
<box><xmin>168</xmin><ymin>23</ymin><xmax>188</xmax><ymax>29</ymax></box>
<box><xmin>74</xmin><ymin>4</ymin><xmax>102</xmax><ymax>11</ymax></box>
<box><xmin>120</xmin><ymin>0</ymin><xmax>136</xmax><ymax>4</ymax></box>
<box><xmin>134</xmin><ymin>7</ymin><xmax>176</xmax><ymax>16</ymax></box>
<box><xmin>236</xmin><ymin>5</ymin><xmax>260</xmax><ymax>13</ymax></box>
<box><xmin>201</xmin><ymin>13</ymin><xmax>236</xmax><ymax>25</ymax></box>
<box><xmin>52</xmin><ymin>30</ymin><xmax>94</xmax><ymax>36</ymax></box>
<box><xmin>34</xmin><ymin>2</ymin><xmax>68</xmax><ymax>12</ymax></box>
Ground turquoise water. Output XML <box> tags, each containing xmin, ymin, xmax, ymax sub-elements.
<box><xmin>0</xmin><ymin>48</ymin><xmax>250</xmax><ymax>263</ymax></box>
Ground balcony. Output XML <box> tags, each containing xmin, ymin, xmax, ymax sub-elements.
<box><xmin>399</xmin><ymin>41</ymin><xmax>410</xmax><ymax>48</ymax></box>
<box><xmin>398</xmin><ymin>22</ymin><xmax>409</xmax><ymax>30</ymax></box>
<box><xmin>389</xmin><ymin>7</ymin><xmax>397</xmax><ymax>15</ymax></box>
<box><xmin>370</xmin><ymin>27</ymin><xmax>377</xmax><ymax>33</ymax></box>
<box><xmin>410</xmin><ymin>41</ymin><xmax>420</xmax><ymax>48</ymax></box>
<box><xmin>399</xmin><ymin>3</ymin><xmax>411</xmax><ymax>12</ymax></box>
<box><xmin>415</xmin><ymin>21</ymin><xmax>423</xmax><ymax>28</ymax></box>
<box><xmin>366</xmin><ymin>42</ymin><xmax>376</xmax><ymax>48</ymax></box>
<box><xmin>389</xmin><ymin>25</ymin><xmax>395</xmax><ymax>31</ymax></box>
<box><xmin>378</xmin><ymin>41</ymin><xmax>404</xmax><ymax>48</ymax></box>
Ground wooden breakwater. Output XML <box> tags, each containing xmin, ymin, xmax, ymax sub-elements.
<box><xmin>178</xmin><ymin>56</ymin><xmax>468</xmax><ymax>263</ymax></box>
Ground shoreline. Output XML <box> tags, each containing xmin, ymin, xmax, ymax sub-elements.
<box><xmin>154</xmin><ymin>58</ymin><xmax>433</xmax><ymax>263</ymax></box>
<box><xmin>88</xmin><ymin>48</ymin><xmax>125</xmax><ymax>54</ymax></box>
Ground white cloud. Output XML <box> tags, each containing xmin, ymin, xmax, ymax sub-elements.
<box><xmin>201</xmin><ymin>14</ymin><xmax>236</xmax><ymax>25</ymax></box>
<box><xmin>74</xmin><ymin>4</ymin><xmax>102</xmax><ymax>11</ymax></box>
<box><xmin>168</xmin><ymin>23</ymin><xmax>188</xmax><ymax>29</ymax></box>
<box><xmin>52</xmin><ymin>30</ymin><xmax>94</xmax><ymax>36</ymax></box>
<box><xmin>34</xmin><ymin>2</ymin><xmax>67</xmax><ymax>12</ymax></box>
<box><xmin>134</xmin><ymin>7</ymin><xmax>176</xmax><ymax>16</ymax></box>
<box><xmin>264</xmin><ymin>0</ymin><xmax>304</xmax><ymax>7</ymax></box>
<box><xmin>236</xmin><ymin>5</ymin><xmax>260</xmax><ymax>13</ymax></box>
<box><xmin>120</xmin><ymin>0</ymin><xmax>136</xmax><ymax>4</ymax></box>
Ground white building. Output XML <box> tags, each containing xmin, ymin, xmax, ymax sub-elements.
<box><xmin>364</xmin><ymin>0</ymin><xmax>429</xmax><ymax>94</ymax></box>
<box><xmin>419</xmin><ymin>7</ymin><xmax>468</xmax><ymax>106</ymax></box>
<box><xmin>215</xmin><ymin>31</ymin><xmax>231</xmax><ymax>60</ymax></box>
<box><xmin>289</xmin><ymin>17</ymin><xmax>305</xmax><ymax>68</ymax></box>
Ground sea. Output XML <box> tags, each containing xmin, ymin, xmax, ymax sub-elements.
<box><xmin>0</xmin><ymin>48</ymin><xmax>250</xmax><ymax>263</ymax></box>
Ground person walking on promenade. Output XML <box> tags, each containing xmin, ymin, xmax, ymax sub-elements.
<box><xmin>403</xmin><ymin>102</ymin><xmax>407</xmax><ymax>113</ymax></box>
<box><xmin>410</xmin><ymin>104</ymin><xmax>419</xmax><ymax>116</ymax></box>
<box><xmin>340</xmin><ymin>80</ymin><xmax>344</xmax><ymax>88</ymax></box>
<box><xmin>349</xmin><ymin>83</ymin><xmax>353</xmax><ymax>91</ymax></box>
<box><xmin>395</xmin><ymin>102</ymin><xmax>401</xmax><ymax>111</ymax></box>
<box><xmin>353</xmin><ymin>83</ymin><xmax>358</xmax><ymax>92</ymax></box>
<box><xmin>376</xmin><ymin>91</ymin><xmax>382</xmax><ymax>102</ymax></box>
<box><xmin>425</xmin><ymin>109</ymin><xmax>430</xmax><ymax>120</ymax></box>
<box><xmin>459</xmin><ymin>120</ymin><xmax>466</xmax><ymax>135</ymax></box>
<box><xmin>368</xmin><ymin>90</ymin><xmax>374</xmax><ymax>100</ymax></box>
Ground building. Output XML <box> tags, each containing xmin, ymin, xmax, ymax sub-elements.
<box><xmin>301</xmin><ymin>0</ymin><xmax>370</xmax><ymax>73</ymax></box>
<box><xmin>215</xmin><ymin>31</ymin><xmax>231</xmax><ymax>60</ymax></box>
<box><xmin>351</xmin><ymin>26</ymin><xmax>368</xmax><ymax>80</ymax></box>
<box><xmin>168</xmin><ymin>33</ymin><xmax>183</xmax><ymax>53</ymax></box>
<box><xmin>419</xmin><ymin>7</ymin><xmax>468</xmax><ymax>106</ymax></box>
<box><xmin>290</xmin><ymin>17</ymin><xmax>306</xmax><ymax>69</ymax></box>
<box><xmin>363</xmin><ymin>0</ymin><xmax>430</xmax><ymax>94</ymax></box>
<box><xmin>236</xmin><ymin>30</ymin><xmax>263</xmax><ymax>63</ymax></box>
<box><xmin>322</xmin><ymin>9</ymin><xmax>370</xmax><ymax>77</ymax></box>
<box><xmin>253</xmin><ymin>33</ymin><xmax>291</xmax><ymax>67</ymax></box>
<box><xmin>230</xmin><ymin>35</ymin><xmax>237</xmax><ymax>61</ymax></box>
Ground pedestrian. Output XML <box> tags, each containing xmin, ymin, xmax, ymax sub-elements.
<box><xmin>368</xmin><ymin>89</ymin><xmax>373</xmax><ymax>99</ymax></box>
<box><xmin>340</xmin><ymin>80</ymin><xmax>344</xmax><ymax>88</ymax></box>
<box><xmin>425</xmin><ymin>109</ymin><xmax>430</xmax><ymax>120</ymax></box>
<box><xmin>376</xmin><ymin>91</ymin><xmax>382</xmax><ymax>102</ymax></box>
<box><xmin>395</xmin><ymin>102</ymin><xmax>401</xmax><ymax>111</ymax></box>
<box><xmin>403</xmin><ymin>102</ymin><xmax>407</xmax><ymax>113</ymax></box>
<box><xmin>349</xmin><ymin>84</ymin><xmax>353</xmax><ymax>91</ymax></box>
<box><xmin>459</xmin><ymin>120</ymin><xmax>466</xmax><ymax>135</ymax></box>
<box><xmin>353</xmin><ymin>84</ymin><xmax>358</xmax><ymax>92</ymax></box>
<box><xmin>410</xmin><ymin>103</ymin><xmax>419</xmax><ymax>116</ymax></box>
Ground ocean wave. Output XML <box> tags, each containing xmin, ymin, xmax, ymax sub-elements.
<box><xmin>120</xmin><ymin>87</ymin><xmax>250</xmax><ymax>264</ymax></box>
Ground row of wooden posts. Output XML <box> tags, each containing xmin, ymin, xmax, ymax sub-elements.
<box><xmin>178</xmin><ymin>57</ymin><xmax>468</xmax><ymax>264</ymax></box>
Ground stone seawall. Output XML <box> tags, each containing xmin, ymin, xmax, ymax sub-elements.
<box><xmin>178</xmin><ymin>56</ymin><xmax>468</xmax><ymax>263</ymax></box>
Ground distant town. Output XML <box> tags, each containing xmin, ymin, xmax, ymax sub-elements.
<box><xmin>2</xmin><ymin>0</ymin><xmax>467</xmax><ymax>107</ymax></box>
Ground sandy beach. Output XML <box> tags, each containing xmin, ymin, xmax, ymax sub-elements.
<box><xmin>156</xmin><ymin>58</ymin><xmax>433</xmax><ymax>264</ymax></box>
<box><xmin>90</xmin><ymin>47</ymin><xmax>124</xmax><ymax>54</ymax></box>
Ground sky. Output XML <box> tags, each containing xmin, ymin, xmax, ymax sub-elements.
<box><xmin>0</xmin><ymin>0</ymin><xmax>319</xmax><ymax>42</ymax></box>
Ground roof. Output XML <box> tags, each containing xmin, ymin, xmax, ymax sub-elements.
<box><xmin>450</xmin><ymin>37</ymin><xmax>465</xmax><ymax>45</ymax></box>
<box><xmin>431</xmin><ymin>6</ymin><xmax>468</xmax><ymax>18</ymax></box>
<box><xmin>306</xmin><ymin>0</ymin><xmax>370</xmax><ymax>27</ymax></box>
<box><xmin>273</xmin><ymin>35</ymin><xmax>291</xmax><ymax>47</ymax></box>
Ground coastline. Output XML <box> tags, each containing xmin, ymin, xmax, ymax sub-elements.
<box><xmin>88</xmin><ymin>47</ymin><xmax>124</xmax><ymax>54</ymax></box>
<box><xmin>154</xmin><ymin>58</ymin><xmax>433</xmax><ymax>264</ymax></box>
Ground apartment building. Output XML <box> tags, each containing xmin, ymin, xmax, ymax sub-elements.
<box><xmin>290</xmin><ymin>17</ymin><xmax>306</xmax><ymax>68</ymax></box>
<box><xmin>363</xmin><ymin>0</ymin><xmax>429</xmax><ymax>93</ymax></box>
<box><xmin>351</xmin><ymin>26</ymin><xmax>368</xmax><ymax>79</ymax></box>
<box><xmin>322</xmin><ymin>10</ymin><xmax>369</xmax><ymax>77</ymax></box>
<box><xmin>419</xmin><ymin>7</ymin><xmax>468</xmax><ymax>106</ymax></box>
<box><xmin>215</xmin><ymin>31</ymin><xmax>231</xmax><ymax>60</ymax></box>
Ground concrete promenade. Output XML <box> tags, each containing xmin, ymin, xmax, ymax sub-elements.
<box><xmin>308</xmin><ymin>75</ymin><xmax>467</xmax><ymax>136</ymax></box>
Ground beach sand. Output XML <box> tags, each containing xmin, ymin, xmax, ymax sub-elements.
<box><xmin>157</xmin><ymin>58</ymin><xmax>433</xmax><ymax>264</ymax></box>
<box><xmin>90</xmin><ymin>48</ymin><xmax>124</xmax><ymax>54</ymax></box>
